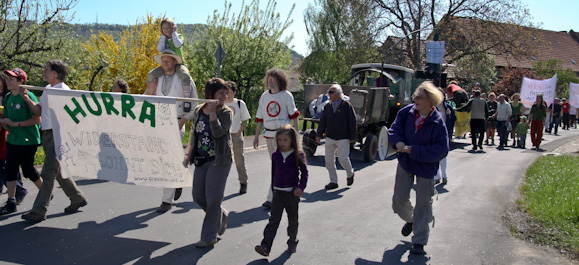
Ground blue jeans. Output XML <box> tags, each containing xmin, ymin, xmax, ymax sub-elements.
<box><xmin>0</xmin><ymin>159</ymin><xmax>28</xmax><ymax>199</ymax></box>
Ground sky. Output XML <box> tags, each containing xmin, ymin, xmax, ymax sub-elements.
<box><xmin>68</xmin><ymin>0</ymin><xmax>578</xmax><ymax>57</ymax></box>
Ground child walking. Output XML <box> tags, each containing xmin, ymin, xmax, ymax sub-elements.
<box><xmin>255</xmin><ymin>124</ymin><xmax>308</xmax><ymax>256</ymax></box>
<box><xmin>225</xmin><ymin>81</ymin><xmax>251</xmax><ymax>194</ymax></box>
<box><xmin>516</xmin><ymin>116</ymin><xmax>530</xmax><ymax>148</ymax></box>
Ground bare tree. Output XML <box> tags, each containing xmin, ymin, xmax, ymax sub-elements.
<box><xmin>373</xmin><ymin>0</ymin><xmax>541</xmax><ymax>70</ymax></box>
<box><xmin>0</xmin><ymin>0</ymin><xmax>78</xmax><ymax>71</ymax></box>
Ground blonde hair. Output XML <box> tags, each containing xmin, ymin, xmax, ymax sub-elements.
<box><xmin>488</xmin><ymin>92</ymin><xmax>496</xmax><ymax>98</ymax></box>
<box><xmin>414</xmin><ymin>81</ymin><xmax>443</xmax><ymax>106</ymax></box>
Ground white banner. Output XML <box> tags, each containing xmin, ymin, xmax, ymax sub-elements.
<box><xmin>520</xmin><ymin>74</ymin><xmax>558</xmax><ymax>110</ymax></box>
<box><xmin>570</xmin><ymin>82</ymin><xmax>579</xmax><ymax>108</ymax></box>
<box><xmin>46</xmin><ymin>89</ymin><xmax>191</xmax><ymax>188</ymax></box>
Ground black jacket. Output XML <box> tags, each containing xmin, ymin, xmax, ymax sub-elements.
<box><xmin>316</xmin><ymin>100</ymin><xmax>357</xmax><ymax>141</ymax></box>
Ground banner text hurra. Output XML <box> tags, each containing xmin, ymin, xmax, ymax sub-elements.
<box><xmin>64</xmin><ymin>93</ymin><xmax>156</xmax><ymax>127</ymax></box>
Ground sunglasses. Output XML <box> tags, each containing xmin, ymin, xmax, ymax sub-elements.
<box><xmin>328</xmin><ymin>90</ymin><xmax>336</xmax><ymax>94</ymax></box>
<box><xmin>414</xmin><ymin>94</ymin><xmax>426</xmax><ymax>100</ymax></box>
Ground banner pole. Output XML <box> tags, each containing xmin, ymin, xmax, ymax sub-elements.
<box><xmin>19</xmin><ymin>85</ymin><xmax>217</xmax><ymax>103</ymax></box>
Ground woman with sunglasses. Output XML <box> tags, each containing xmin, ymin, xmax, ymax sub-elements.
<box><xmin>388</xmin><ymin>81</ymin><xmax>449</xmax><ymax>255</ymax></box>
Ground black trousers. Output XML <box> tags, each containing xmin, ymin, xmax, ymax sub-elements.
<box><xmin>470</xmin><ymin>119</ymin><xmax>486</xmax><ymax>148</ymax></box>
<box><xmin>6</xmin><ymin>143</ymin><xmax>40</xmax><ymax>182</ymax></box>
<box><xmin>261</xmin><ymin>190</ymin><xmax>300</xmax><ymax>249</ymax></box>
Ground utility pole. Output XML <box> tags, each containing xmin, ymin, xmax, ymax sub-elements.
<box><xmin>416</xmin><ymin>0</ymin><xmax>421</xmax><ymax>69</ymax></box>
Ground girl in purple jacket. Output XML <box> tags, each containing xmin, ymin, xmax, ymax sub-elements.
<box><xmin>255</xmin><ymin>124</ymin><xmax>308</xmax><ymax>257</ymax></box>
<box><xmin>388</xmin><ymin>81</ymin><xmax>449</xmax><ymax>255</ymax></box>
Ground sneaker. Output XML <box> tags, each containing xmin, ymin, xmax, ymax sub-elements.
<box><xmin>410</xmin><ymin>244</ymin><xmax>425</xmax><ymax>255</ymax></box>
<box><xmin>195</xmin><ymin>239</ymin><xmax>217</xmax><ymax>248</ymax></box>
<box><xmin>347</xmin><ymin>173</ymin><xmax>355</xmax><ymax>186</ymax></box>
<box><xmin>239</xmin><ymin>183</ymin><xmax>247</xmax><ymax>194</ymax></box>
<box><xmin>478</xmin><ymin>145</ymin><xmax>483</xmax><ymax>150</ymax></box>
<box><xmin>401</xmin><ymin>222</ymin><xmax>413</xmax><ymax>237</ymax></box>
<box><xmin>324</xmin><ymin>182</ymin><xmax>338</xmax><ymax>190</ymax></box>
<box><xmin>156</xmin><ymin>202</ymin><xmax>172</xmax><ymax>213</ymax></box>
<box><xmin>218</xmin><ymin>210</ymin><xmax>229</xmax><ymax>236</ymax></box>
<box><xmin>174</xmin><ymin>188</ymin><xmax>183</xmax><ymax>201</ymax></box>
<box><xmin>255</xmin><ymin>245</ymin><xmax>270</xmax><ymax>257</ymax></box>
<box><xmin>442</xmin><ymin>178</ymin><xmax>448</xmax><ymax>185</ymax></box>
<box><xmin>21</xmin><ymin>211</ymin><xmax>46</xmax><ymax>223</ymax></box>
<box><xmin>484</xmin><ymin>139</ymin><xmax>489</xmax><ymax>145</ymax></box>
<box><xmin>0</xmin><ymin>200</ymin><xmax>16</xmax><ymax>215</ymax></box>
<box><xmin>262</xmin><ymin>201</ymin><xmax>272</xmax><ymax>209</ymax></box>
<box><xmin>64</xmin><ymin>200</ymin><xmax>87</xmax><ymax>214</ymax></box>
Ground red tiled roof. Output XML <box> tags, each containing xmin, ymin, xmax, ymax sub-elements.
<box><xmin>494</xmin><ymin>29</ymin><xmax>579</xmax><ymax>72</ymax></box>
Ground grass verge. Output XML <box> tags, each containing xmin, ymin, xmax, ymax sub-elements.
<box><xmin>517</xmin><ymin>155</ymin><xmax>579</xmax><ymax>255</ymax></box>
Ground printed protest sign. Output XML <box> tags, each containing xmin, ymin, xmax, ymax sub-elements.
<box><xmin>569</xmin><ymin>82</ymin><xmax>579</xmax><ymax>108</ymax></box>
<box><xmin>520</xmin><ymin>74</ymin><xmax>557</xmax><ymax>110</ymax></box>
<box><xmin>46</xmin><ymin>89</ymin><xmax>191</xmax><ymax>188</ymax></box>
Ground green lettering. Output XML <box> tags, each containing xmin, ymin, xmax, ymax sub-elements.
<box><xmin>82</xmin><ymin>93</ymin><xmax>102</xmax><ymax>116</ymax></box>
<box><xmin>101</xmin><ymin>93</ymin><xmax>119</xmax><ymax>115</ymax></box>
<box><xmin>121</xmin><ymin>94</ymin><xmax>136</xmax><ymax>120</ymax></box>
<box><xmin>64</xmin><ymin>98</ymin><xmax>87</xmax><ymax>124</ymax></box>
<box><xmin>139</xmin><ymin>101</ymin><xmax>156</xmax><ymax>127</ymax></box>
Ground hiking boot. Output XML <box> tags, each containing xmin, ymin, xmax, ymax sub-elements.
<box><xmin>401</xmin><ymin>222</ymin><xmax>413</xmax><ymax>237</ymax></box>
<box><xmin>0</xmin><ymin>200</ymin><xmax>16</xmax><ymax>215</ymax></box>
<box><xmin>410</xmin><ymin>244</ymin><xmax>425</xmax><ymax>255</ymax></box>
<box><xmin>255</xmin><ymin>245</ymin><xmax>270</xmax><ymax>256</ymax></box>
<box><xmin>156</xmin><ymin>202</ymin><xmax>172</xmax><ymax>213</ymax></box>
<box><xmin>21</xmin><ymin>211</ymin><xmax>46</xmax><ymax>223</ymax></box>
<box><xmin>287</xmin><ymin>240</ymin><xmax>299</xmax><ymax>253</ymax></box>
<box><xmin>65</xmin><ymin>200</ymin><xmax>87</xmax><ymax>214</ymax></box>
<box><xmin>325</xmin><ymin>182</ymin><xmax>338</xmax><ymax>190</ymax></box>
<box><xmin>240</xmin><ymin>183</ymin><xmax>247</xmax><ymax>194</ymax></box>
<box><xmin>347</xmin><ymin>173</ymin><xmax>355</xmax><ymax>186</ymax></box>
<box><xmin>262</xmin><ymin>201</ymin><xmax>272</xmax><ymax>209</ymax></box>
<box><xmin>195</xmin><ymin>239</ymin><xmax>217</xmax><ymax>248</ymax></box>
<box><xmin>174</xmin><ymin>188</ymin><xmax>183</xmax><ymax>201</ymax></box>
<box><xmin>218</xmin><ymin>210</ymin><xmax>229</xmax><ymax>236</ymax></box>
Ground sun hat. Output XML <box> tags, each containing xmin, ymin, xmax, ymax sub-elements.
<box><xmin>153</xmin><ymin>49</ymin><xmax>183</xmax><ymax>65</ymax></box>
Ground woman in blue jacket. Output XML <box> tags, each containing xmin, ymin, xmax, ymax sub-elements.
<box><xmin>388</xmin><ymin>81</ymin><xmax>449</xmax><ymax>255</ymax></box>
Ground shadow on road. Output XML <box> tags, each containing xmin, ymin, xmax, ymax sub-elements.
<box><xmin>449</xmin><ymin>141</ymin><xmax>470</xmax><ymax>151</ymax></box>
<box><xmin>227</xmin><ymin>206</ymin><xmax>270</xmax><ymax>229</ymax></box>
<box><xmin>133</xmin><ymin>243</ymin><xmax>212</xmax><ymax>265</ymax></box>
<box><xmin>300</xmin><ymin>188</ymin><xmax>347</xmax><ymax>203</ymax></box>
<box><xmin>0</xmin><ymin>208</ymin><xmax>168</xmax><ymax>265</ymax></box>
<box><xmin>355</xmin><ymin>241</ymin><xmax>430</xmax><ymax>265</ymax></box>
<box><xmin>247</xmin><ymin>251</ymin><xmax>292</xmax><ymax>265</ymax></box>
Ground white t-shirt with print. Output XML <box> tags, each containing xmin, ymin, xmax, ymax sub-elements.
<box><xmin>255</xmin><ymin>90</ymin><xmax>299</xmax><ymax>138</ymax></box>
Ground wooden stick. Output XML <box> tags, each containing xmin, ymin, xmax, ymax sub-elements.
<box><xmin>19</xmin><ymin>85</ymin><xmax>217</xmax><ymax>103</ymax></box>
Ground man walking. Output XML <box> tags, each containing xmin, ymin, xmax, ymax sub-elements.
<box><xmin>456</xmin><ymin>90</ymin><xmax>488</xmax><ymax>151</ymax></box>
<box><xmin>316</xmin><ymin>84</ymin><xmax>356</xmax><ymax>190</ymax></box>
<box><xmin>495</xmin><ymin>94</ymin><xmax>512</xmax><ymax>149</ymax></box>
<box><xmin>147</xmin><ymin>50</ymin><xmax>198</xmax><ymax>213</ymax></box>
<box><xmin>21</xmin><ymin>60</ymin><xmax>88</xmax><ymax>222</ymax></box>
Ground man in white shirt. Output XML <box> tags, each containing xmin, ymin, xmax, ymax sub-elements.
<box><xmin>147</xmin><ymin>50</ymin><xmax>198</xmax><ymax>213</ymax></box>
<box><xmin>21</xmin><ymin>60</ymin><xmax>87</xmax><ymax>223</ymax></box>
<box><xmin>225</xmin><ymin>81</ymin><xmax>251</xmax><ymax>194</ymax></box>
<box><xmin>495</xmin><ymin>94</ymin><xmax>512</xmax><ymax>149</ymax></box>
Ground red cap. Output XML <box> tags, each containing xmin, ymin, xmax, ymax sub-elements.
<box><xmin>4</xmin><ymin>68</ymin><xmax>27</xmax><ymax>84</ymax></box>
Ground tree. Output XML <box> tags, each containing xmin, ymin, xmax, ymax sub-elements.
<box><xmin>186</xmin><ymin>0</ymin><xmax>294</xmax><ymax>117</ymax></box>
<box><xmin>302</xmin><ymin>0</ymin><xmax>383</xmax><ymax>84</ymax></box>
<box><xmin>373</xmin><ymin>0</ymin><xmax>541</xmax><ymax>70</ymax></box>
<box><xmin>492</xmin><ymin>67</ymin><xmax>537</xmax><ymax>97</ymax></box>
<box><xmin>453</xmin><ymin>44</ymin><xmax>497</xmax><ymax>92</ymax></box>
<box><xmin>532</xmin><ymin>58</ymin><xmax>579</xmax><ymax>98</ymax></box>
<box><xmin>0</xmin><ymin>0</ymin><xmax>79</xmax><ymax>85</ymax></box>
<box><xmin>77</xmin><ymin>15</ymin><xmax>160</xmax><ymax>94</ymax></box>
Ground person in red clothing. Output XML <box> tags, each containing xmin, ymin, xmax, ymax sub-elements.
<box><xmin>561</xmin><ymin>98</ymin><xmax>570</xmax><ymax>130</ymax></box>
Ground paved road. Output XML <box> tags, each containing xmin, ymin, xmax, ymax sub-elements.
<box><xmin>1</xmin><ymin>129</ymin><xmax>578</xmax><ymax>265</ymax></box>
